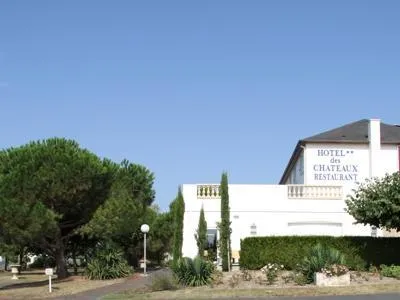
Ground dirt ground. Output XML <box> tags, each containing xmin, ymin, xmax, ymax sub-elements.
<box><xmin>213</xmin><ymin>269</ymin><xmax>399</xmax><ymax>289</ymax></box>
<box><xmin>0</xmin><ymin>271</ymin><xmax>127</xmax><ymax>299</ymax></box>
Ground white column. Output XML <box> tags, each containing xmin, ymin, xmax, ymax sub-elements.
<box><xmin>368</xmin><ymin>119</ymin><xmax>381</xmax><ymax>178</ymax></box>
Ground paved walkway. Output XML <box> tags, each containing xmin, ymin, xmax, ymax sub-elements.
<box><xmin>54</xmin><ymin>269</ymin><xmax>165</xmax><ymax>300</ymax></box>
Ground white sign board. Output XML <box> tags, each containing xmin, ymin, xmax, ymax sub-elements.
<box><xmin>45</xmin><ymin>268</ymin><xmax>53</xmax><ymax>276</ymax></box>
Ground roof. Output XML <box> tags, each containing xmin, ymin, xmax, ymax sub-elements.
<box><xmin>279</xmin><ymin>119</ymin><xmax>400</xmax><ymax>184</ymax></box>
<box><xmin>302</xmin><ymin>119</ymin><xmax>400</xmax><ymax>144</ymax></box>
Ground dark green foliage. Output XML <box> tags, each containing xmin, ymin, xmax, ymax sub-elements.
<box><xmin>172</xmin><ymin>256</ymin><xmax>214</xmax><ymax>286</ymax></box>
<box><xmin>147</xmin><ymin>209</ymin><xmax>175</xmax><ymax>264</ymax></box>
<box><xmin>85</xmin><ymin>244</ymin><xmax>132</xmax><ymax>280</ymax></box>
<box><xmin>380</xmin><ymin>264</ymin><xmax>400</xmax><ymax>279</ymax></box>
<box><xmin>194</xmin><ymin>206</ymin><xmax>207</xmax><ymax>257</ymax></box>
<box><xmin>172</xmin><ymin>187</ymin><xmax>185</xmax><ymax>263</ymax></box>
<box><xmin>346</xmin><ymin>172</ymin><xmax>400</xmax><ymax>231</ymax></box>
<box><xmin>240</xmin><ymin>236</ymin><xmax>400</xmax><ymax>271</ymax></box>
<box><xmin>29</xmin><ymin>255</ymin><xmax>56</xmax><ymax>269</ymax></box>
<box><xmin>298</xmin><ymin>243</ymin><xmax>346</xmax><ymax>283</ymax></box>
<box><xmin>0</xmin><ymin>138</ymin><xmax>114</xmax><ymax>279</ymax></box>
<box><xmin>220</xmin><ymin>172</ymin><xmax>231</xmax><ymax>271</ymax></box>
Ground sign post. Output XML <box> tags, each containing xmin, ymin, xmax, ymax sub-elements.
<box><xmin>45</xmin><ymin>268</ymin><xmax>53</xmax><ymax>293</ymax></box>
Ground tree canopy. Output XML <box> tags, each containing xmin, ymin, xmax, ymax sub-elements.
<box><xmin>220</xmin><ymin>171</ymin><xmax>232</xmax><ymax>272</ymax></box>
<box><xmin>0</xmin><ymin>138</ymin><xmax>114</xmax><ymax>278</ymax></box>
<box><xmin>172</xmin><ymin>186</ymin><xmax>185</xmax><ymax>264</ymax></box>
<box><xmin>345</xmin><ymin>172</ymin><xmax>400</xmax><ymax>232</ymax></box>
<box><xmin>194</xmin><ymin>205</ymin><xmax>207</xmax><ymax>258</ymax></box>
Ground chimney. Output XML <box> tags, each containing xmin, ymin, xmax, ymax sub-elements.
<box><xmin>368</xmin><ymin>119</ymin><xmax>381</xmax><ymax>178</ymax></box>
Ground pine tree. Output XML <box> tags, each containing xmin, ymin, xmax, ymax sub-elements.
<box><xmin>220</xmin><ymin>171</ymin><xmax>232</xmax><ymax>271</ymax></box>
<box><xmin>172</xmin><ymin>186</ymin><xmax>185</xmax><ymax>264</ymax></box>
<box><xmin>194</xmin><ymin>205</ymin><xmax>207</xmax><ymax>257</ymax></box>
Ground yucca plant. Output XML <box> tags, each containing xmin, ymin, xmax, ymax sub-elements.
<box><xmin>85</xmin><ymin>244</ymin><xmax>132</xmax><ymax>280</ymax></box>
<box><xmin>172</xmin><ymin>256</ymin><xmax>214</xmax><ymax>286</ymax></box>
<box><xmin>298</xmin><ymin>243</ymin><xmax>346</xmax><ymax>283</ymax></box>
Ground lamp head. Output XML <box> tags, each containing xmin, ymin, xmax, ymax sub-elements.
<box><xmin>141</xmin><ymin>224</ymin><xmax>150</xmax><ymax>233</ymax></box>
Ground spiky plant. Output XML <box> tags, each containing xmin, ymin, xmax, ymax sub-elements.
<box><xmin>172</xmin><ymin>256</ymin><xmax>214</xmax><ymax>286</ymax></box>
<box><xmin>298</xmin><ymin>243</ymin><xmax>346</xmax><ymax>283</ymax></box>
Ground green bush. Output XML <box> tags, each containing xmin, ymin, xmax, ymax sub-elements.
<box><xmin>380</xmin><ymin>265</ymin><xmax>400</xmax><ymax>279</ymax></box>
<box><xmin>148</xmin><ymin>273</ymin><xmax>179</xmax><ymax>291</ymax></box>
<box><xmin>85</xmin><ymin>245</ymin><xmax>132</xmax><ymax>280</ymax></box>
<box><xmin>172</xmin><ymin>256</ymin><xmax>214</xmax><ymax>286</ymax></box>
<box><xmin>297</xmin><ymin>243</ymin><xmax>346</xmax><ymax>283</ymax></box>
<box><xmin>240</xmin><ymin>236</ymin><xmax>400</xmax><ymax>271</ymax></box>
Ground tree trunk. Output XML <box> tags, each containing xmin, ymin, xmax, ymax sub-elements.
<box><xmin>72</xmin><ymin>248</ymin><xmax>78</xmax><ymax>275</ymax></box>
<box><xmin>55</xmin><ymin>242</ymin><xmax>69</xmax><ymax>279</ymax></box>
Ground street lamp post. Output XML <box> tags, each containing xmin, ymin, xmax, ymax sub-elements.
<box><xmin>140</xmin><ymin>224</ymin><xmax>150</xmax><ymax>276</ymax></box>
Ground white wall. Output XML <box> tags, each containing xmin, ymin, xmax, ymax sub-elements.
<box><xmin>182</xmin><ymin>184</ymin><xmax>372</xmax><ymax>259</ymax></box>
<box><xmin>379</xmin><ymin>145</ymin><xmax>399</xmax><ymax>177</ymax></box>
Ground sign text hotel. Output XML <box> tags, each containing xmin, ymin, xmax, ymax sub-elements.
<box><xmin>313</xmin><ymin>149</ymin><xmax>359</xmax><ymax>181</ymax></box>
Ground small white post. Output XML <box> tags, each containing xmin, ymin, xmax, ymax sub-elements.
<box><xmin>45</xmin><ymin>268</ymin><xmax>53</xmax><ymax>293</ymax></box>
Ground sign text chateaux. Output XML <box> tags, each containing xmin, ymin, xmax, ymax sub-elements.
<box><xmin>313</xmin><ymin>149</ymin><xmax>359</xmax><ymax>181</ymax></box>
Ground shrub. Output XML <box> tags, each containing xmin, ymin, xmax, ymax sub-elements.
<box><xmin>321</xmin><ymin>264</ymin><xmax>349</xmax><ymax>277</ymax></box>
<box><xmin>294</xmin><ymin>273</ymin><xmax>308</xmax><ymax>286</ymax></box>
<box><xmin>85</xmin><ymin>245</ymin><xmax>132</xmax><ymax>280</ymax></box>
<box><xmin>380</xmin><ymin>265</ymin><xmax>400</xmax><ymax>279</ymax></box>
<box><xmin>241</xmin><ymin>269</ymin><xmax>252</xmax><ymax>281</ymax></box>
<box><xmin>261</xmin><ymin>263</ymin><xmax>284</xmax><ymax>285</ymax></box>
<box><xmin>148</xmin><ymin>273</ymin><xmax>179</xmax><ymax>291</ymax></box>
<box><xmin>240</xmin><ymin>236</ymin><xmax>400</xmax><ymax>271</ymax></box>
<box><xmin>172</xmin><ymin>256</ymin><xmax>214</xmax><ymax>286</ymax></box>
<box><xmin>298</xmin><ymin>243</ymin><xmax>346</xmax><ymax>283</ymax></box>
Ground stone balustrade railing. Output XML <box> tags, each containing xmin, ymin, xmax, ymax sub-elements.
<box><xmin>197</xmin><ymin>184</ymin><xmax>221</xmax><ymax>199</ymax></box>
<box><xmin>197</xmin><ymin>184</ymin><xmax>342</xmax><ymax>200</ymax></box>
<box><xmin>287</xmin><ymin>185</ymin><xmax>343</xmax><ymax>200</ymax></box>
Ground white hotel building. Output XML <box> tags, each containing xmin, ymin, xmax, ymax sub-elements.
<box><xmin>181</xmin><ymin>119</ymin><xmax>400</xmax><ymax>262</ymax></box>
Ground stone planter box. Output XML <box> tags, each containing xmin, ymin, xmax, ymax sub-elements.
<box><xmin>315</xmin><ymin>272</ymin><xmax>350</xmax><ymax>286</ymax></box>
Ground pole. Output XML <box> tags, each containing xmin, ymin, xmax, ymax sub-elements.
<box><xmin>49</xmin><ymin>275</ymin><xmax>52</xmax><ymax>293</ymax></box>
<box><xmin>144</xmin><ymin>233</ymin><xmax>147</xmax><ymax>276</ymax></box>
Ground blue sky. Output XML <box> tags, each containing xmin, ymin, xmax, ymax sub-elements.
<box><xmin>1</xmin><ymin>1</ymin><xmax>399</xmax><ymax>211</ymax></box>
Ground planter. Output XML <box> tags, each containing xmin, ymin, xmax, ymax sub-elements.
<box><xmin>315</xmin><ymin>272</ymin><xmax>350</xmax><ymax>286</ymax></box>
<box><xmin>9</xmin><ymin>264</ymin><xmax>20</xmax><ymax>280</ymax></box>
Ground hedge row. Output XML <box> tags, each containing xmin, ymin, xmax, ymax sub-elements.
<box><xmin>239</xmin><ymin>236</ymin><xmax>400</xmax><ymax>270</ymax></box>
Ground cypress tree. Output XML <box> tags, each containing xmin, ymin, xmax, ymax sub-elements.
<box><xmin>194</xmin><ymin>205</ymin><xmax>208</xmax><ymax>257</ymax></box>
<box><xmin>220</xmin><ymin>172</ymin><xmax>232</xmax><ymax>271</ymax></box>
<box><xmin>172</xmin><ymin>186</ymin><xmax>185</xmax><ymax>264</ymax></box>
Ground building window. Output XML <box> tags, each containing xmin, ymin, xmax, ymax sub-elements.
<box><xmin>250</xmin><ymin>223</ymin><xmax>257</xmax><ymax>236</ymax></box>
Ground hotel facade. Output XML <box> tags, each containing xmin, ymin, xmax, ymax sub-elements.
<box><xmin>181</xmin><ymin>119</ymin><xmax>400</xmax><ymax>262</ymax></box>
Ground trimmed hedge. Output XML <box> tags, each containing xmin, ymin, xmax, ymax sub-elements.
<box><xmin>240</xmin><ymin>236</ymin><xmax>400</xmax><ymax>270</ymax></box>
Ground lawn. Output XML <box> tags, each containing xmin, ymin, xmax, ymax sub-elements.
<box><xmin>0</xmin><ymin>270</ymin><xmax>125</xmax><ymax>299</ymax></box>
<box><xmin>104</xmin><ymin>283</ymin><xmax>400</xmax><ymax>299</ymax></box>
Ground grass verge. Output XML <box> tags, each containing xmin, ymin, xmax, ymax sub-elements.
<box><xmin>0</xmin><ymin>273</ymin><xmax>126</xmax><ymax>299</ymax></box>
<box><xmin>104</xmin><ymin>283</ymin><xmax>400</xmax><ymax>299</ymax></box>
